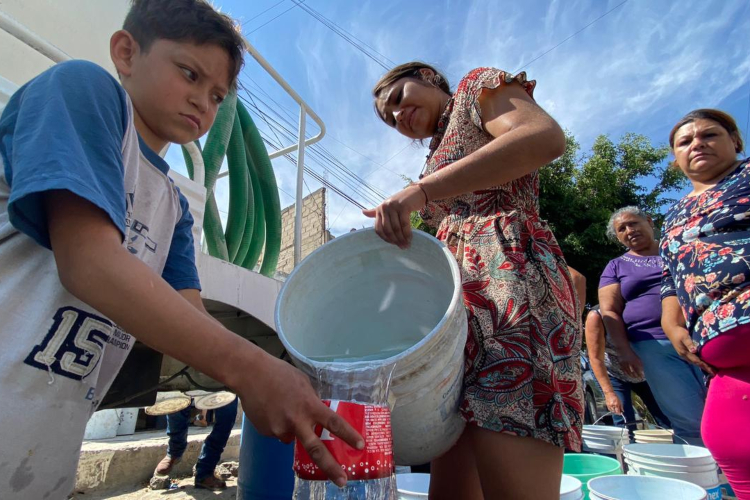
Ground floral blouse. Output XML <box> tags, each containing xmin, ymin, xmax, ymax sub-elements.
<box><xmin>660</xmin><ymin>158</ymin><xmax>750</xmax><ymax>346</ymax></box>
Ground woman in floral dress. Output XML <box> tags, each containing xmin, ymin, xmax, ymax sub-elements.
<box><xmin>661</xmin><ymin>108</ymin><xmax>750</xmax><ymax>498</ymax></box>
<box><xmin>365</xmin><ymin>62</ymin><xmax>582</xmax><ymax>499</ymax></box>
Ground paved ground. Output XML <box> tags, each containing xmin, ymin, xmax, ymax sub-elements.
<box><xmin>71</xmin><ymin>475</ymin><xmax>239</xmax><ymax>499</ymax></box>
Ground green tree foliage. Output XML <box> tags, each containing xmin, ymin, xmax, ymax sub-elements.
<box><xmin>409</xmin><ymin>131</ymin><xmax>686</xmax><ymax>306</ymax></box>
<box><xmin>539</xmin><ymin>131</ymin><xmax>687</xmax><ymax>305</ymax></box>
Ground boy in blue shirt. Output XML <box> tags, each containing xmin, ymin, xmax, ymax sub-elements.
<box><xmin>0</xmin><ymin>1</ymin><xmax>361</xmax><ymax>497</ymax></box>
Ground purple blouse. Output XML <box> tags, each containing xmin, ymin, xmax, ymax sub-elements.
<box><xmin>599</xmin><ymin>253</ymin><xmax>667</xmax><ymax>342</ymax></box>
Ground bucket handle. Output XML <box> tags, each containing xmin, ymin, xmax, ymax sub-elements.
<box><xmin>590</xmin><ymin>412</ymin><xmax>690</xmax><ymax>445</ymax></box>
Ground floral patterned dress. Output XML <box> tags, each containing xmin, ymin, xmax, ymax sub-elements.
<box><xmin>420</xmin><ymin>68</ymin><xmax>583</xmax><ymax>450</ymax></box>
<box><xmin>661</xmin><ymin>158</ymin><xmax>750</xmax><ymax>348</ymax></box>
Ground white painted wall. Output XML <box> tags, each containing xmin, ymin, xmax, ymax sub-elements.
<box><xmin>0</xmin><ymin>0</ymin><xmax>283</xmax><ymax>337</ymax></box>
<box><xmin>0</xmin><ymin>0</ymin><xmax>129</xmax><ymax>86</ymax></box>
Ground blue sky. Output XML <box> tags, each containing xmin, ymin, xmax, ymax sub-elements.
<box><xmin>167</xmin><ymin>0</ymin><xmax>750</xmax><ymax>236</ymax></box>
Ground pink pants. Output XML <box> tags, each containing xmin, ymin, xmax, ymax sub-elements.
<box><xmin>700</xmin><ymin>324</ymin><xmax>750</xmax><ymax>500</ymax></box>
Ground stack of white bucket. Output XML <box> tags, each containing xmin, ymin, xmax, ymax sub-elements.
<box><xmin>560</xmin><ymin>475</ymin><xmax>583</xmax><ymax>500</ymax></box>
<box><xmin>623</xmin><ymin>444</ymin><xmax>722</xmax><ymax>500</ymax></box>
<box><xmin>582</xmin><ymin>425</ymin><xmax>628</xmax><ymax>455</ymax></box>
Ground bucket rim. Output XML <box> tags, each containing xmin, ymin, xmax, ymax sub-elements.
<box><xmin>274</xmin><ymin>228</ymin><xmax>464</xmax><ymax>371</ymax></box>
<box><xmin>622</xmin><ymin>443</ymin><xmax>714</xmax><ymax>460</ymax></box>
<box><xmin>587</xmin><ymin>474</ymin><xmax>708</xmax><ymax>500</ymax></box>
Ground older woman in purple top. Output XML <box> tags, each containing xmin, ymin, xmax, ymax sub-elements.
<box><xmin>598</xmin><ymin>206</ymin><xmax>706</xmax><ymax>444</ymax></box>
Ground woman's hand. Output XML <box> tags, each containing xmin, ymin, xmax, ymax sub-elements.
<box><xmin>618</xmin><ymin>347</ymin><xmax>645</xmax><ymax>380</ymax></box>
<box><xmin>362</xmin><ymin>184</ymin><xmax>427</xmax><ymax>249</ymax></box>
<box><xmin>667</xmin><ymin>326</ymin><xmax>716</xmax><ymax>376</ymax></box>
<box><xmin>604</xmin><ymin>391</ymin><xmax>624</xmax><ymax>415</ymax></box>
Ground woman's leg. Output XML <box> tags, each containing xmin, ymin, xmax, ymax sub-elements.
<box><xmin>630</xmin><ymin>380</ymin><xmax>671</xmax><ymax>429</ymax></box>
<box><xmin>469</xmin><ymin>426</ymin><xmax>563</xmax><ymax>500</ymax></box>
<box><xmin>429</xmin><ymin>427</ymin><xmax>483</xmax><ymax>500</ymax></box>
<box><xmin>699</xmin><ymin>326</ymin><xmax>750</xmax><ymax>499</ymax></box>
<box><xmin>630</xmin><ymin>339</ymin><xmax>706</xmax><ymax>444</ymax></box>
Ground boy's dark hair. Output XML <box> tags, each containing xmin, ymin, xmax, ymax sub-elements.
<box><xmin>123</xmin><ymin>0</ymin><xmax>245</xmax><ymax>88</ymax></box>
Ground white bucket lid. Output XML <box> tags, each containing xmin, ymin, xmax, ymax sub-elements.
<box><xmin>588</xmin><ymin>474</ymin><xmax>707</xmax><ymax>500</ymax></box>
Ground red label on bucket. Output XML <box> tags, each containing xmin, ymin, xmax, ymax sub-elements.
<box><xmin>293</xmin><ymin>400</ymin><xmax>394</xmax><ymax>481</ymax></box>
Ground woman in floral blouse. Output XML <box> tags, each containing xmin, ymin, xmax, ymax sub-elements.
<box><xmin>366</xmin><ymin>62</ymin><xmax>582</xmax><ymax>499</ymax></box>
<box><xmin>661</xmin><ymin>108</ymin><xmax>750</xmax><ymax>497</ymax></box>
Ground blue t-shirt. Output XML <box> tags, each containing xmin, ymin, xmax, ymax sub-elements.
<box><xmin>0</xmin><ymin>59</ymin><xmax>200</xmax><ymax>290</ymax></box>
<box><xmin>0</xmin><ymin>60</ymin><xmax>200</xmax><ymax>499</ymax></box>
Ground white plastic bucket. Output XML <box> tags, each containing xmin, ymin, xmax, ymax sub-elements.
<box><xmin>583</xmin><ymin>425</ymin><xmax>627</xmax><ymax>438</ymax></box>
<box><xmin>625</xmin><ymin>452</ymin><xmax>721</xmax><ymax>499</ymax></box>
<box><xmin>588</xmin><ymin>475</ymin><xmax>707</xmax><ymax>500</ymax></box>
<box><xmin>116</xmin><ymin>408</ymin><xmax>138</xmax><ymax>436</ymax></box>
<box><xmin>561</xmin><ymin>474</ymin><xmax>584</xmax><ymax>500</ymax></box>
<box><xmin>276</xmin><ymin>229</ymin><xmax>467</xmax><ymax>465</ymax></box>
<box><xmin>84</xmin><ymin>409</ymin><xmax>120</xmax><ymax>440</ymax></box>
<box><xmin>624</xmin><ymin>457</ymin><xmax>717</xmax><ymax>473</ymax></box>
<box><xmin>622</xmin><ymin>444</ymin><xmax>716</xmax><ymax>467</ymax></box>
<box><xmin>397</xmin><ymin>473</ymin><xmax>429</xmax><ymax>500</ymax></box>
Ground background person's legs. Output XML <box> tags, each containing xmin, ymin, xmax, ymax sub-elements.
<box><xmin>630</xmin><ymin>339</ymin><xmax>706</xmax><ymax>445</ymax></box>
<box><xmin>194</xmin><ymin>398</ymin><xmax>239</xmax><ymax>481</ymax></box>
<box><xmin>630</xmin><ymin>380</ymin><xmax>671</xmax><ymax>428</ymax></box>
<box><xmin>155</xmin><ymin>407</ymin><xmax>192</xmax><ymax>475</ymax></box>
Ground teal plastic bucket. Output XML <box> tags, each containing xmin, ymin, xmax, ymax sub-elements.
<box><xmin>564</xmin><ymin>454</ymin><xmax>622</xmax><ymax>499</ymax></box>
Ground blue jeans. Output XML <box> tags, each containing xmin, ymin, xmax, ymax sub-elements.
<box><xmin>166</xmin><ymin>398</ymin><xmax>239</xmax><ymax>480</ymax></box>
<box><xmin>609</xmin><ymin>376</ymin><xmax>671</xmax><ymax>432</ymax></box>
<box><xmin>630</xmin><ymin>339</ymin><xmax>707</xmax><ymax>445</ymax></box>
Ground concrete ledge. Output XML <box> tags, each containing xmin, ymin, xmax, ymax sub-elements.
<box><xmin>75</xmin><ymin>427</ymin><xmax>241</xmax><ymax>494</ymax></box>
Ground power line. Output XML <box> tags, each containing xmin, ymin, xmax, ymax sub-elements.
<box><xmin>514</xmin><ymin>0</ymin><xmax>630</xmax><ymax>72</ymax></box>
<box><xmin>238</xmin><ymin>94</ymin><xmax>370</xmax><ymax>210</ymax></box>
<box><xmin>246</xmin><ymin>1</ymin><xmax>304</xmax><ymax>35</ymax></box>
<box><xmin>291</xmin><ymin>0</ymin><xmax>392</xmax><ymax>70</ymax></box>
<box><xmin>241</xmin><ymin>0</ymin><xmax>288</xmax><ymax>27</ymax></box>
<box><xmin>238</xmin><ymin>90</ymin><xmax>386</xmax><ymax>206</ymax></box>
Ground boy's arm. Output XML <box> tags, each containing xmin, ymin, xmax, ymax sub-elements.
<box><xmin>45</xmin><ymin>190</ymin><xmax>361</xmax><ymax>487</ymax></box>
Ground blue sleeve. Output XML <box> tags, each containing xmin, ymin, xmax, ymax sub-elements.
<box><xmin>162</xmin><ymin>188</ymin><xmax>201</xmax><ymax>291</ymax></box>
<box><xmin>1</xmin><ymin>60</ymin><xmax>128</xmax><ymax>249</ymax></box>
<box><xmin>661</xmin><ymin>263</ymin><xmax>677</xmax><ymax>300</ymax></box>
<box><xmin>598</xmin><ymin>259</ymin><xmax>620</xmax><ymax>289</ymax></box>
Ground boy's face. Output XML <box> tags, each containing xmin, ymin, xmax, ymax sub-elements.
<box><xmin>115</xmin><ymin>36</ymin><xmax>232</xmax><ymax>153</ymax></box>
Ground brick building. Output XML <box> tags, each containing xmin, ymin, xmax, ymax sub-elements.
<box><xmin>276</xmin><ymin>187</ymin><xmax>333</xmax><ymax>277</ymax></box>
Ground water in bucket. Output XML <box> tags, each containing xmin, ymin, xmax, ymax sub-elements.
<box><xmin>276</xmin><ymin>229</ymin><xmax>467</xmax><ymax>465</ymax></box>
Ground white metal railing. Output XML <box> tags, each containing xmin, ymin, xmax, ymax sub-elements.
<box><xmin>221</xmin><ymin>40</ymin><xmax>326</xmax><ymax>266</ymax></box>
<box><xmin>0</xmin><ymin>10</ymin><xmax>322</xmax><ymax>267</ymax></box>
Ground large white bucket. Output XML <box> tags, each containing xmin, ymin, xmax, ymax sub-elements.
<box><xmin>276</xmin><ymin>229</ymin><xmax>467</xmax><ymax>465</ymax></box>
<box><xmin>83</xmin><ymin>409</ymin><xmax>120</xmax><ymax>440</ymax></box>
<box><xmin>623</xmin><ymin>444</ymin><xmax>720</xmax><ymax>499</ymax></box>
<box><xmin>588</xmin><ymin>475</ymin><xmax>707</xmax><ymax>500</ymax></box>
<box><xmin>622</xmin><ymin>444</ymin><xmax>716</xmax><ymax>467</ymax></box>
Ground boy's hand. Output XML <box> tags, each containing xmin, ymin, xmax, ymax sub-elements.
<box><xmin>44</xmin><ymin>191</ymin><xmax>363</xmax><ymax>485</ymax></box>
<box><xmin>238</xmin><ymin>354</ymin><xmax>364</xmax><ymax>488</ymax></box>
